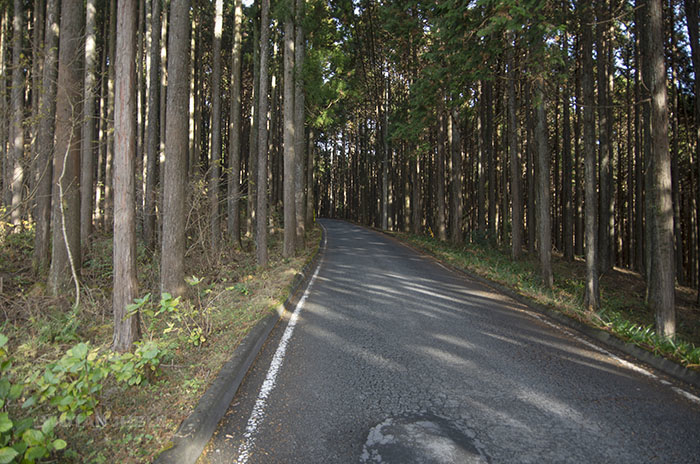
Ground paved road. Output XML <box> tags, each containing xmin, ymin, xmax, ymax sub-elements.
<box><xmin>201</xmin><ymin>219</ymin><xmax>700</xmax><ymax>463</ymax></box>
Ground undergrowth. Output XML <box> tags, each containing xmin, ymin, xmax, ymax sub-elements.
<box><xmin>0</xmin><ymin>204</ymin><xmax>321</xmax><ymax>463</ymax></box>
<box><xmin>403</xmin><ymin>233</ymin><xmax>700</xmax><ymax>370</ymax></box>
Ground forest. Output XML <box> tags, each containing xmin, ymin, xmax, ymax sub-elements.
<box><xmin>0</xmin><ymin>0</ymin><xmax>698</xmax><ymax>461</ymax></box>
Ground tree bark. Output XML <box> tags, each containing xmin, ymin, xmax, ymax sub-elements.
<box><xmin>104</xmin><ymin>0</ymin><xmax>117</xmax><ymax>229</ymax></box>
<box><xmin>144</xmin><ymin>0</ymin><xmax>161</xmax><ymax>251</ymax></box>
<box><xmin>160</xmin><ymin>0</ymin><xmax>190</xmax><ymax>297</ymax></box>
<box><xmin>33</xmin><ymin>0</ymin><xmax>59</xmax><ymax>272</ymax></box>
<box><xmin>80</xmin><ymin>0</ymin><xmax>98</xmax><ymax>249</ymax></box>
<box><xmin>562</xmin><ymin>31</ymin><xmax>574</xmax><ymax>261</ymax></box>
<box><xmin>48</xmin><ymin>0</ymin><xmax>83</xmax><ymax>295</ymax></box>
<box><xmin>647</xmin><ymin>0</ymin><xmax>675</xmax><ymax>337</ymax></box>
<box><xmin>256</xmin><ymin>0</ymin><xmax>271</xmax><ymax>266</ymax></box>
<box><xmin>294</xmin><ymin>0</ymin><xmax>306</xmax><ymax>247</ymax></box>
<box><xmin>282</xmin><ymin>6</ymin><xmax>296</xmax><ymax>257</ymax></box>
<box><xmin>113</xmin><ymin>0</ymin><xmax>140</xmax><ymax>351</ymax></box>
<box><xmin>449</xmin><ymin>109</ymin><xmax>462</xmax><ymax>244</ymax></box>
<box><xmin>9</xmin><ymin>0</ymin><xmax>25</xmax><ymax>226</ymax></box>
<box><xmin>582</xmin><ymin>2</ymin><xmax>600</xmax><ymax>311</ymax></box>
<box><xmin>596</xmin><ymin>0</ymin><xmax>612</xmax><ymax>272</ymax></box>
<box><xmin>227</xmin><ymin>0</ymin><xmax>243</xmax><ymax>247</ymax></box>
<box><xmin>507</xmin><ymin>38</ymin><xmax>522</xmax><ymax>260</ymax></box>
<box><xmin>436</xmin><ymin>106</ymin><xmax>447</xmax><ymax>241</ymax></box>
<box><xmin>683</xmin><ymin>0</ymin><xmax>700</xmax><ymax>300</ymax></box>
<box><xmin>209</xmin><ymin>0</ymin><xmax>224</xmax><ymax>252</ymax></box>
<box><xmin>534</xmin><ymin>78</ymin><xmax>553</xmax><ymax>288</ymax></box>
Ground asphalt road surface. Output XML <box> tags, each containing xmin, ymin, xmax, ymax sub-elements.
<box><xmin>201</xmin><ymin>219</ymin><xmax>700</xmax><ymax>463</ymax></box>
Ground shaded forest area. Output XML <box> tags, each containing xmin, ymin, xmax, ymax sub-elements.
<box><xmin>0</xmin><ymin>0</ymin><xmax>698</xmax><ymax>459</ymax></box>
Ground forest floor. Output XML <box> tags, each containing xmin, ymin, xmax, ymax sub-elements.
<box><xmin>397</xmin><ymin>233</ymin><xmax>700</xmax><ymax>370</ymax></box>
<box><xmin>0</xmin><ymin>222</ymin><xmax>321</xmax><ymax>463</ymax></box>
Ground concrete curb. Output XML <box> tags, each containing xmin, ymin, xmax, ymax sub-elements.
<box><xmin>154</xmin><ymin>226</ymin><xmax>326</xmax><ymax>464</ymax></box>
<box><xmin>375</xmin><ymin>228</ymin><xmax>700</xmax><ymax>391</ymax></box>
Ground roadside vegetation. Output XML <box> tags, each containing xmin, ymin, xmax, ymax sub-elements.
<box><xmin>0</xmin><ymin>219</ymin><xmax>320</xmax><ymax>463</ymax></box>
<box><xmin>400</xmin><ymin>233</ymin><xmax>700</xmax><ymax>370</ymax></box>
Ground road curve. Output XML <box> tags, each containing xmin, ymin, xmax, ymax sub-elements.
<box><xmin>201</xmin><ymin>219</ymin><xmax>700</xmax><ymax>463</ymax></box>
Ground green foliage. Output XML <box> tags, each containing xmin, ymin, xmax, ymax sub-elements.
<box><xmin>129</xmin><ymin>277</ymin><xmax>216</xmax><ymax>348</ymax></box>
<box><xmin>0</xmin><ymin>335</ymin><xmax>66</xmax><ymax>464</ymax></box>
<box><xmin>27</xmin><ymin>340</ymin><xmax>165</xmax><ymax>428</ymax></box>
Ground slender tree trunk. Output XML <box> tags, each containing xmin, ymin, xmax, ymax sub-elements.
<box><xmin>381</xmin><ymin>76</ymin><xmax>389</xmax><ymax>232</ymax></box>
<box><xmin>683</xmin><ymin>0</ymin><xmax>700</xmax><ymax>300</ymax></box>
<box><xmin>104</xmin><ymin>0</ymin><xmax>117</xmax><ymax>229</ymax></box>
<box><xmin>48</xmin><ymin>0</ymin><xmax>83</xmax><ymax>295</ymax></box>
<box><xmin>80</xmin><ymin>0</ymin><xmax>98</xmax><ymax>249</ymax></box>
<box><xmin>534</xmin><ymin>78</ymin><xmax>553</xmax><ymax>288</ymax></box>
<box><xmin>160</xmin><ymin>0</ymin><xmax>190</xmax><ymax>297</ymax></box>
<box><xmin>30</xmin><ymin>0</ymin><xmax>44</xmax><ymax>219</ymax></box>
<box><xmin>113</xmin><ymin>0</ymin><xmax>140</xmax><ymax>351</ymax></box>
<box><xmin>562</xmin><ymin>32</ymin><xmax>574</xmax><ymax>261</ymax></box>
<box><xmin>306</xmin><ymin>128</ymin><xmax>314</xmax><ymax>228</ymax></box>
<box><xmin>507</xmin><ymin>39</ymin><xmax>522</xmax><ymax>260</ymax></box>
<box><xmin>450</xmin><ymin>109</ymin><xmax>462</xmax><ymax>244</ymax></box>
<box><xmin>596</xmin><ymin>0</ymin><xmax>612</xmax><ymax>272</ymax></box>
<box><xmin>437</xmin><ymin>106</ymin><xmax>447</xmax><ymax>241</ymax></box>
<box><xmin>484</xmin><ymin>80</ymin><xmax>496</xmax><ymax>239</ymax></box>
<box><xmin>477</xmin><ymin>86</ymin><xmax>486</xmax><ymax>234</ymax></box>
<box><xmin>228</xmin><ymin>0</ymin><xmax>243</xmax><ymax>247</ymax></box>
<box><xmin>647</xmin><ymin>0</ymin><xmax>675</xmax><ymax>337</ymax></box>
<box><xmin>294</xmin><ymin>0</ymin><xmax>306</xmax><ymax>247</ymax></box>
<box><xmin>247</xmin><ymin>11</ymin><xmax>260</xmax><ymax>238</ymax></box>
<box><xmin>9</xmin><ymin>0</ymin><xmax>25</xmax><ymax>226</ymax></box>
<box><xmin>256</xmin><ymin>0</ymin><xmax>271</xmax><ymax>266</ymax></box>
<box><xmin>583</xmin><ymin>2</ymin><xmax>600</xmax><ymax>310</ymax></box>
<box><xmin>0</xmin><ymin>13</ymin><xmax>6</xmax><ymax>210</ymax></box>
<box><xmin>282</xmin><ymin>6</ymin><xmax>296</xmax><ymax>257</ymax></box>
<box><xmin>33</xmin><ymin>0</ymin><xmax>59</xmax><ymax>271</ymax></box>
<box><xmin>144</xmin><ymin>0</ymin><xmax>161</xmax><ymax>251</ymax></box>
<box><xmin>209</xmin><ymin>0</ymin><xmax>223</xmax><ymax>252</ymax></box>
<box><xmin>574</xmin><ymin>60</ymin><xmax>584</xmax><ymax>256</ymax></box>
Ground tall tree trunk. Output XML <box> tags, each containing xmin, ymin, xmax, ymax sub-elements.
<box><xmin>48</xmin><ymin>0</ymin><xmax>83</xmax><ymax>295</ymax></box>
<box><xmin>449</xmin><ymin>109</ymin><xmax>462</xmax><ymax>244</ymax></box>
<box><xmin>436</xmin><ymin>105</ymin><xmax>447</xmax><ymax>241</ymax></box>
<box><xmin>381</xmin><ymin>77</ymin><xmax>389</xmax><ymax>232</ymax></box>
<box><xmin>228</xmin><ymin>0</ymin><xmax>243</xmax><ymax>247</ymax></box>
<box><xmin>33</xmin><ymin>0</ymin><xmax>59</xmax><ymax>271</ymax></box>
<box><xmin>282</xmin><ymin>6</ymin><xmax>296</xmax><ymax>257</ymax></box>
<box><xmin>647</xmin><ymin>0</ymin><xmax>675</xmax><ymax>337</ymax></box>
<box><xmin>477</xmin><ymin>86</ymin><xmax>486</xmax><ymax>234</ymax></box>
<box><xmin>29</xmin><ymin>0</ymin><xmax>44</xmax><ymax>220</ymax></box>
<box><xmin>80</xmin><ymin>0</ymin><xmax>98</xmax><ymax>249</ymax></box>
<box><xmin>9</xmin><ymin>0</ymin><xmax>25</xmax><ymax>226</ymax></box>
<box><xmin>0</xmin><ymin>12</ymin><xmax>6</xmax><ymax>210</ymax></box>
<box><xmin>507</xmin><ymin>38</ymin><xmax>522</xmax><ymax>260</ymax></box>
<box><xmin>562</xmin><ymin>31</ymin><xmax>574</xmax><ymax>261</ymax></box>
<box><xmin>484</xmin><ymin>80</ymin><xmax>496</xmax><ymax>239</ymax></box>
<box><xmin>294</xmin><ymin>0</ymin><xmax>306</xmax><ymax>247</ymax></box>
<box><xmin>596</xmin><ymin>0</ymin><xmax>612</xmax><ymax>272</ymax></box>
<box><xmin>160</xmin><ymin>0</ymin><xmax>190</xmax><ymax>297</ymax></box>
<box><xmin>113</xmin><ymin>0</ymin><xmax>140</xmax><ymax>351</ymax></box>
<box><xmin>256</xmin><ymin>0</ymin><xmax>271</xmax><ymax>266</ymax></box>
<box><xmin>209</xmin><ymin>0</ymin><xmax>223</xmax><ymax>252</ymax></box>
<box><xmin>144</xmin><ymin>0</ymin><xmax>161</xmax><ymax>251</ymax></box>
<box><xmin>582</xmin><ymin>3</ymin><xmax>600</xmax><ymax>310</ymax></box>
<box><xmin>306</xmin><ymin>128</ymin><xmax>314</xmax><ymax>228</ymax></box>
<box><xmin>683</xmin><ymin>0</ymin><xmax>700</xmax><ymax>300</ymax></box>
<box><xmin>104</xmin><ymin>0</ymin><xmax>117</xmax><ymax>229</ymax></box>
<box><xmin>247</xmin><ymin>6</ymin><xmax>259</xmax><ymax>237</ymax></box>
<box><xmin>534</xmin><ymin>78</ymin><xmax>553</xmax><ymax>288</ymax></box>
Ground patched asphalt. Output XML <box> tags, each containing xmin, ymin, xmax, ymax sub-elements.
<box><xmin>200</xmin><ymin>219</ymin><xmax>700</xmax><ymax>463</ymax></box>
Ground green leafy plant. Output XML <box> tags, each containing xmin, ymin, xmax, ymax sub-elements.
<box><xmin>0</xmin><ymin>334</ymin><xmax>66</xmax><ymax>464</ymax></box>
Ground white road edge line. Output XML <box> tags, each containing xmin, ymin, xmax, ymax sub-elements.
<box><xmin>236</xmin><ymin>227</ymin><xmax>326</xmax><ymax>464</ymax></box>
<box><xmin>528</xmin><ymin>312</ymin><xmax>700</xmax><ymax>406</ymax></box>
